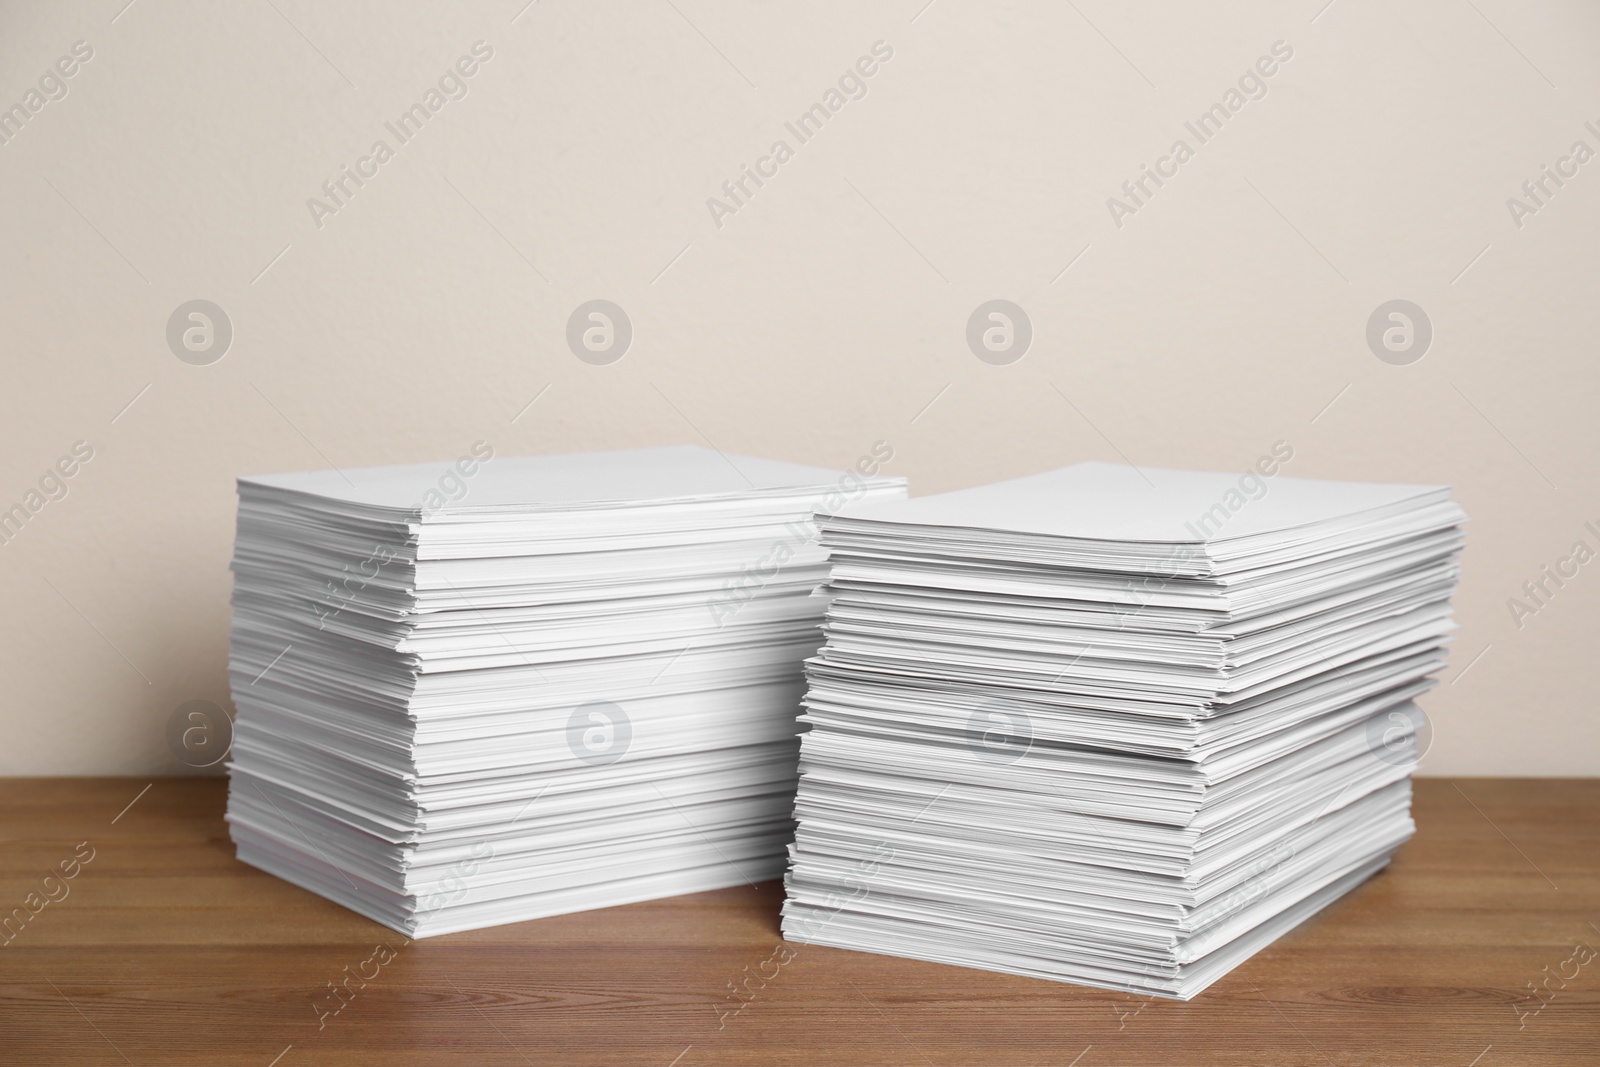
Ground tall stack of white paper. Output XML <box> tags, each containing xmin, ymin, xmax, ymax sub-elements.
<box><xmin>781</xmin><ymin>461</ymin><xmax>1464</xmax><ymax>999</ymax></box>
<box><xmin>226</xmin><ymin>444</ymin><xmax>906</xmax><ymax>936</ymax></box>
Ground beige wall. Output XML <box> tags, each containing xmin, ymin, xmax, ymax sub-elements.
<box><xmin>2</xmin><ymin>1</ymin><xmax>1596</xmax><ymax>776</ymax></box>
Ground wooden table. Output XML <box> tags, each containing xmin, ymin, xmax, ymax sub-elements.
<box><xmin>1</xmin><ymin>778</ymin><xmax>1596</xmax><ymax>1065</ymax></box>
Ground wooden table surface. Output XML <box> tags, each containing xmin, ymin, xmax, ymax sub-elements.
<box><xmin>1</xmin><ymin>778</ymin><xmax>1596</xmax><ymax>1066</ymax></box>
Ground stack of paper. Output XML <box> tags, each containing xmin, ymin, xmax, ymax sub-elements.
<box><xmin>225</xmin><ymin>444</ymin><xmax>906</xmax><ymax>936</ymax></box>
<box><xmin>781</xmin><ymin>460</ymin><xmax>1463</xmax><ymax>999</ymax></box>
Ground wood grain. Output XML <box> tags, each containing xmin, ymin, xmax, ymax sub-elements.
<box><xmin>1</xmin><ymin>778</ymin><xmax>1596</xmax><ymax>1065</ymax></box>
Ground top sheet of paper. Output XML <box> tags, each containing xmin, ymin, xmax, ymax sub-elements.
<box><xmin>240</xmin><ymin>445</ymin><xmax>901</xmax><ymax>513</ymax></box>
<box><xmin>829</xmin><ymin>461</ymin><xmax>1448</xmax><ymax>543</ymax></box>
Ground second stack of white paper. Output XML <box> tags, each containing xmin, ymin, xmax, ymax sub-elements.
<box><xmin>782</xmin><ymin>459</ymin><xmax>1464</xmax><ymax>999</ymax></box>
